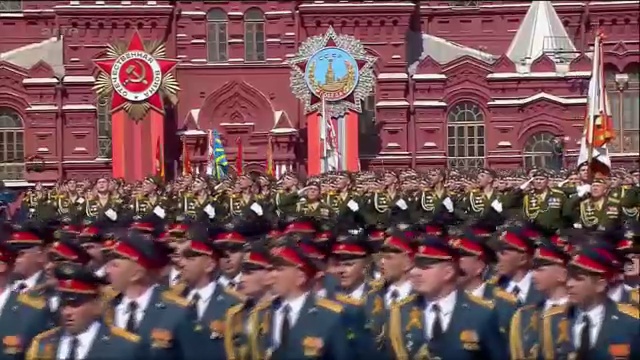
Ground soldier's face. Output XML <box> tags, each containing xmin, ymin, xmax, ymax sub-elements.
<box><xmin>82</xmin><ymin>243</ymin><xmax>104</xmax><ymax>266</ymax></box>
<box><xmin>95</xmin><ymin>179</ymin><xmax>108</xmax><ymax>192</ymax></box>
<box><xmin>61</xmin><ymin>298</ymin><xmax>100</xmax><ymax>334</ymax></box>
<box><xmin>67</xmin><ymin>181</ymin><xmax>77</xmax><ymax>191</ymax></box>
<box><xmin>591</xmin><ymin>183</ymin><xmax>606</xmax><ymax>197</ymax></box>
<box><xmin>271</xmin><ymin>265</ymin><xmax>305</xmax><ymax>296</ymax></box>
<box><xmin>13</xmin><ymin>247</ymin><xmax>45</xmax><ymax>278</ymax></box>
<box><xmin>532</xmin><ymin>176</ymin><xmax>548</xmax><ymax>190</ymax></box>
<box><xmin>142</xmin><ymin>181</ymin><xmax>155</xmax><ymax>193</ymax></box>
<box><xmin>380</xmin><ymin>252</ymin><xmax>411</xmax><ymax>282</ymax></box>
<box><xmin>306</xmin><ymin>186</ymin><xmax>320</xmax><ymax>200</ymax></box>
<box><xmin>180</xmin><ymin>255</ymin><xmax>216</xmax><ymax>285</ymax></box>
<box><xmin>240</xmin><ymin>268</ymin><xmax>271</xmax><ymax>298</ymax></box>
<box><xmin>532</xmin><ymin>264</ymin><xmax>567</xmax><ymax>293</ymax></box>
<box><xmin>410</xmin><ymin>262</ymin><xmax>455</xmax><ymax>296</ymax></box>
<box><xmin>220</xmin><ymin>250</ymin><xmax>243</xmax><ymax>278</ymax></box>
<box><xmin>192</xmin><ymin>180</ymin><xmax>206</xmax><ymax>192</ymax></box>
<box><xmin>457</xmin><ymin>256</ymin><xmax>485</xmax><ymax>285</ymax></box>
<box><xmin>384</xmin><ymin>174</ymin><xmax>396</xmax><ymax>186</ymax></box>
<box><xmin>496</xmin><ymin>249</ymin><xmax>527</xmax><ymax>277</ymax></box>
<box><xmin>568</xmin><ymin>175</ymin><xmax>580</xmax><ymax>185</ymax></box>
<box><xmin>336</xmin><ymin>259</ymin><xmax>367</xmax><ymax>289</ymax></box>
<box><xmin>105</xmin><ymin>258</ymin><xmax>139</xmax><ymax>291</ymax></box>
<box><xmin>624</xmin><ymin>254</ymin><xmax>639</xmax><ymax>280</ymax></box>
<box><xmin>566</xmin><ymin>272</ymin><xmax>607</xmax><ymax>306</ymax></box>
<box><xmin>579</xmin><ymin>166</ymin><xmax>589</xmax><ymax>181</ymax></box>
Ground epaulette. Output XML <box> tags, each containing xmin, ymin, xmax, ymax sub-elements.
<box><xmin>396</xmin><ymin>294</ymin><xmax>417</xmax><ymax>307</ymax></box>
<box><xmin>368</xmin><ymin>279</ymin><xmax>385</xmax><ymax>291</ymax></box>
<box><xmin>32</xmin><ymin>327</ymin><xmax>60</xmax><ymax>342</ymax></box>
<box><xmin>550</xmin><ymin>188</ymin><xmax>565</xmax><ymax>195</ymax></box>
<box><xmin>161</xmin><ymin>290</ymin><xmax>190</xmax><ymax>307</ymax></box>
<box><xmin>542</xmin><ymin>304</ymin><xmax>567</xmax><ymax>318</ymax></box>
<box><xmin>17</xmin><ymin>292</ymin><xmax>46</xmax><ymax>310</ymax></box>
<box><xmin>617</xmin><ymin>303</ymin><xmax>640</xmax><ymax>319</ymax></box>
<box><xmin>226</xmin><ymin>302</ymin><xmax>245</xmax><ymax>317</ymax></box>
<box><xmin>631</xmin><ymin>289</ymin><xmax>639</xmax><ymax>304</ymax></box>
<box><xmin>467</xmin><ymin>293</ymin><xmax>494</xmax><ymax>309</ymax></box>
<box><xmin>255</xmin><ymin>298</ymin><xmax>273</xmax><ymax>312</ymax></box>
<box><xmin>486</xmin><ymin>275</ymin><xmax>500</xmax><ymax>285</ymax></box>
<box><xmin>101</xmin><ymin>286</ymin><xmax>119</xmax><ymax>301</ymax></box>
<box><xmin>335</xmin><ymin>293</ymin><xmax>364</xmax><ymax>307</ymax></box>
<box><xmin>316</xmin><ymin>298</ymin><xmax>344</xmax><ymax>313</ymax></box>
<box><xmin>110</xmin><ymin>327</ymin><xmax>141</xmax><ymax>343</ymax></box>
<box><xmin>224</xmin><ymin>287</ymin><xmax>247</xmax><ymax>302</ymax></box>
<box><xmin>493</xmin><ymin>288</ymin><xmax>518</xmax><ymax>304</ymax></box>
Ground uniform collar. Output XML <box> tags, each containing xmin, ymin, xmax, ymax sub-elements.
<box><xmin>119</xmin><ymin>285</ymin><xmax>156</xmax><ymax>312</ymax></box>
<box><xmin>188</xmin><ymin>280</ymin><xmax>216</xmax><ymax>303</ymax></box>
<box><xmin>507</xmin><ymin>271</ymin><xmax>533</xmax><ymax>301</ymax></box>
<box><xmin>347</xmin><ymin>283</ymin><xmax>366</xmax><ymax>300</ymax></box>
<box><xmin>426</xmin><ymin>289</ymin><xmax>457</xmax><ymax>316</ymax></box>
<box><xmin>469</xmin><ymin>282</ymin><xmax>486</xmax><ymax>298</ymax></box>
<box><xmin>14</xmin><ymin>270</ymin><xmax>42</xmax><ymax>291</ymax></box>
<box><xmin>607</xmin><ymin>283</ymin><xmax>625</xmax><ymax>302</ymax></box>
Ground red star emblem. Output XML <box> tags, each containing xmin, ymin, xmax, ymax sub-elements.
<box><xmin>94</xmin><ymin>31</ymin><xmax>178</xmax><ymax>115</ymax></box>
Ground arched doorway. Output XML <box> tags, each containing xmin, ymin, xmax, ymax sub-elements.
<box><xmin>0</xmin><ymin>107</ymin><xmax>25</xmax><ymax>180</ymax></box>
<box><xmin>446</xmin><ymin>101</ymin><xmax>486</xmax><ymax>168</ymax></box>
<box><xmin>523</xmin><ymin>131</ymin><xmax>555</xmax><ymax>169</ymax></box>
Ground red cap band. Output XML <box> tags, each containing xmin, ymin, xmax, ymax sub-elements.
<box><xmin>416</xmin><ymin>245</ymin><xmax>455</xmax><ymax>260</ymax></box>
<box><xmin>332</xmin><ymin>243</ymin><xmax>366</xmax><ymax>256</ymax></box>
<box><xmin>215</xmin><ymin>232</ymin><xmax>246</xmax><ymax>244</ymax></box>
<box><xmin>284</xmin><ymin>222</ymin><xmax>315</xmax><ymax>234</ymax></box>
<box><xmin>8</xmin><ymin>231</ymin><xmax>41</xmax><ymax>245</ymax></box>
<box><xmin>57</xmin><ymin>279</ymin><xmax>99</xmax><ymax>294</ymax></box>
<box><xmin>113</xmin><ymin>241</ymin><xmax>155</xmax><ymax>269</ymax></box>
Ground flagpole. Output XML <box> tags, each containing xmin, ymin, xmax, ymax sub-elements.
<box><xmin>320</xmin><ymin>95</ymin><xmax>327</xmax><ymax>173</ymax></box>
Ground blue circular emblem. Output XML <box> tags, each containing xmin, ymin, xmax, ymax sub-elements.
<box><xmin>304</xmin><ymin>47</ymin><xmax>359</xmax><ymax>102</ymax></box>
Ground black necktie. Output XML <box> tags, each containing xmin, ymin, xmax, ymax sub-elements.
<box><xmin>280</xmin><ymin>304</ymin><xmax>291</xmax><ymax>348</ymax></box>
<box><xmin>191</xmin><ymin>293</ymin><xmax>201</xmax><ymax>317</ymax></box>
<box><xmin>577</xmin><ymin>314</ymin><xmax>591</xmax><ymax>360</ymax></box>
<box><xmin>14</xmin><ymin>282</ymin><xmax>27</xmax><ymax>293</ymax></box>
<box><xmin>228</xmin><ymin>280</ymin><xmax>237</xmax><ymax>289</ymax></box>
<box><xmin>125</xmin><ymin>301</ymin><xmax>139</xmax><ymax>333</ymax></box>
<box><xmin>511</xmin><ymin>285</ymin><xmax>521</xmax><ymax>297</ymax></box>
<box><xmin>67</xmin><ymin>336</ymin><xmax>79</xmax><ymax>360</ymax></box>
<box><xmin>390</xmin><ymin>289</ymin><xmax>399</xmax><ymax>304</ymax></box>
<box><xmin>431</xmin><ymin>304</ymin><xmax>443</xmax><ymax>340</ymax></box>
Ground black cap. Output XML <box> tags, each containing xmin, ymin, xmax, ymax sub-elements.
<box><xmin>111</xmin><ymin>230</ymin><xmax>166</xmax><ymax>269</ymax></box>
<box><xmin>0</xmin><ymin>240</ymin><xmax>17</xmax><ymax>264</ymax></box>
<box><xmin>332</xmin><ymin>230</ymin><xmax>370</xmax><ymax>260</ymax></box>
<box><xmin>242</xmin><ymin>239</ymin><xmax>272</xmax><ymax>271</ymax></box>
<box><xmin>49</xmin><ymin>235</ymin><xmax>93</xmax><ymax>265</ymax></box>
<box><xmin>54</xmin><ymin>262</ymin><xmax>108</xmax><ymax>304</ymax></box>
<box><xmin>183</xmin><ymin>224</ymin><xmax>220</xmax><ymax>258</ymax></box>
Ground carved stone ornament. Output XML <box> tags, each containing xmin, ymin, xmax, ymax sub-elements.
<box><xmin>92</xmin><ymin>31</ymin><xmax>179</xmax><ymax>121</ymax></box>
<box><xmin>288</xmin><ymin>26</ymin><xmax>377</xmax><ymax>118</ymax></box>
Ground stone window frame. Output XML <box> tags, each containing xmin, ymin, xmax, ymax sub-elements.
<box><xmin>605</xmin><ymin>65</ymin><xmax>640</xmax><ymax>154</ymax></box>
<box><xmin>244</xmin><ymin>8</ymin><xmax>266</xmax><ymax>62</ymax></box>
<box><xmin>0</xmin><ymin>0</ymin><xmax>21</xmax><ymax>12</ymax></box>
<box><xmin>0</xmin><ymin>107</ymin><xmax>25</xmax><ymax>180</ymax></box>
<box><xmin>523</xmin><ymin>131</ymin><xmax>555</xmax><ymax>170</ymax></box>
<box><xmin>96</xmin><ymin>95</ymin><xmax>112</xmax><ymax>159</ymax></box>
<box><xmin>206</xmin><ymin>8</ymin><xmax>228</xmax><ymax>63</ymax></box>
<box><xmin>358</xmin><ymin>93</ymin><xmax>379</xmax><ymax>157</ymax></box>
<box><xmin>446</xmin><ymin>101</ymin><xmax>486</xmax><ymax>169</ymax></box>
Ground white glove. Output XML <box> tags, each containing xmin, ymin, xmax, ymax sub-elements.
<box><xmin>153</xmin><ymin>206</ymin><xmax>166</xmax><ymax>219</ymax></box>
<box><xmin>557</xmin><ymin>179</ymin><xmax>569</xmax><ymax>187</ymax></box>
<box><xmin>442</xmin><ymin>197</ymin><xmax>454</xmax><ymax>213</ymax></box>
<box><xmin>347</xmin><ymin>200</ymin><xmax>359</xmax><ymax>212</ymax></box>
<box><xmin>519</xmin><ymin>178</ymin><xmax>534</xmax><ymax>190</ymax></box>
<box><xmin>573</xmin><ymin>223</ymin><xmax>583</xmax><ymax>229</ymax></box>
<box><xmin>297</xmin><ymin>186</ymin><xmax>312</xmax><ymax>196</ymax></box>
<box><xmin>105</xmin><ymin>208</ymin><xmax>118</xmax><ymax>221</ymax></box>
<box><xmin>577</xmin><ymin>184</ymin><xmax>591</xmax><ymax>197</ymax></box>
<box><xmin>250</xmin><ymin>202</ymin><xmax>263</xmax><ymax>216</ymax></box>
<box><xmin>395</xmin><ymin>199</ymin><xmax>408</xmax><ymax>210</ymax></box>
<box><xmin>204</xmin><ymin>204</ymin><xmax>216</xmax><ymax>219</ymax></box>
<box><xmin>491</xmin><ymin>199</ymin><xmax>503</xmax><ymax>213</ymax></box>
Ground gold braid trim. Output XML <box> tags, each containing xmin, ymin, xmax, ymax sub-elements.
<box><xmin>509</xmin><ymin>309</ymin><xmax>525</xmax><ymax>360</ymax></box>
<box><xmin>389</xmin><ymin>303</ymin><xmax>408</xmax><ymax>360</ymax></box>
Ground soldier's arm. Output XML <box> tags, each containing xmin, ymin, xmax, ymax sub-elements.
<box><xmin>621</xmin><ymin>186</ymin><xmax>640</xmax><ymax>208</ymax></box>
<box><xmin>480</xmin><ymin>310</ymin><xmax>509</xmax><ymax>360</ymax></box>
<box><xmin>562</xmin><ymin>194</ymin><xmax>582</xmax><ymax>220</ymax></box>
<box><xmin>501</xmin><ymin>188</ymin><xmax>525</xmax><ymax>209</ymax></box>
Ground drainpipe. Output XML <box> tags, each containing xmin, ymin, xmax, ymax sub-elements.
<box><xmin>580</xmin><ymin>1</ymin><xmax>591</xmax><ymax>52</ymax></box>
<box><xmin>55</xmin><ymin>75</ymin><xmax>66</xmax><ymax>177</ymax></box>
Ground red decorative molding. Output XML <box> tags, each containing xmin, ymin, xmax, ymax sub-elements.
<box><xmin>530</xmin><ymin>55</ymin><xmax>556</xmax><ymax>72</ymax></box>
<box><xmin>569</xmin><ymin>54</ymin><xmax>592</xmax><ymax>72</ymax></box>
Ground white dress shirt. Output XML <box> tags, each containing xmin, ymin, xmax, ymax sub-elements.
<box><xmin>572</xmin><ymin>304</ymin><xmax>605</xmax><ymax>348</ymax></box>
<box><xmin>348</xmin><ymin>283</ymin><xmax>366</xmax><ymax>300</ymax></box>
<box><xmin>385</xmin><ymin>281</ymin><xmax>412</xmax><ymax>306</ymax></box>
<box><xmin>115</xmin><ymin>285</ymin><xmax>156</xmax><ymax>329</ymax></box>
<box><xmin>94</xmin><ymin>266</ymin><xmax>106</xmax><ymax>278</ymax></box>
<box><xmin>218</xmin><ymin>273</ymin><xmax>242</xmax><ymax>288</ymax></box>
<box><xmin>12</xmin><ymin>271</ymin><xmax>42</xmax><ymax>292</ymax></box>
<box><xmin>0</xmin><ymin>286</ymin><xmax>12</xmax><ymax>317</ymax></box>
<box><xmin>505</xmin><ymin>272</ymin><xmax>533</xmax><ymax>303</ymax></box>
<box><xmin>469</xmin><ymin>283</ymin><xmax>487</xmax><ymax>298</ymax></box>
<box><xmin>543</xmin><ymin>297</ymin><xmax>568</xmax><ymax>311</ymax></box>
<box><xmin>272</xmin><ymin>292</ymin><xmax>308</xmax><ymax>348</ymax></box>
<box><xmin>57</xmin><ymin>321</ymin><xmax>100</xmax><ymax>360</ymax></box>
<box><xmin>424</xmin><ymin>290</ymin><xmax>456</xmax><ymax>339</ymax></box>
<box><xmin>607</xmin><ymin>283</ymin><xmax>625</xmax><ymax>302</ymax></box>
<box><xmin>187</xmin><ymin>281</ymin><xmax>216</xmax><ymax>319</ymax></box>
<box><xmin>169</xmin><ymin>267</ymin><xmax>181</xmax><ymax>286</ymax></box>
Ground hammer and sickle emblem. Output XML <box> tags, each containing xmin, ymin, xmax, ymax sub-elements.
<box><xmin>123</xmin><ymin>60</ymin><xmax>148</xmax><ymax>86</ymax></box>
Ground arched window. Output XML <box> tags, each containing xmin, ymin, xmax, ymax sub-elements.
<box><xmin>606</xmin><ymin>64</ymin><xmax>640</xmax><ymax>154</ymax></box>
<box><xmin>96</xmin><ymin>96</ymin><xmax>112</xmax><ymax>159</ymax></box>
<box><xmin>523</xmin><ymin>131</ymin><xmax>555</xmax><ymax>169</ymax></box>
<box><xmin>244</xmin><ymin>8</ymin><xmax>265</xmax><ymax>62</ymax></box>
<box><xmin>358</xmin><ymin>93</ymin><xmax>380</xmax><ymax>158</ymax></box>
<box><xmin>0</xmin><ymin>108</ymin><xmax>25</xmax><ymax>180</ymax></box>
<box><xmin>447</xmin><ymin>101</ymin><xmax>485</xmax><ymax>168</ymax></box>
<box><xmin>207</xmin><ymin>9</ymin><xmax>228</xmax><ymax>63</ymax></box>
<box><xmin>0</xmin><ymin>0</ymin><xmax>21</xmax><ymax>12</ymax></box>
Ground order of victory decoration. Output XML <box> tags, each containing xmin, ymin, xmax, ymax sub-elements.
<box><xmin>93</xmin><ymin>31</ymin><xmax>179</xmax><ymax>121</ymax></box>
<box><xmin>288</xmin><ymin>27</ymin><xmax>377</xmax><ymax>117</ymax></box>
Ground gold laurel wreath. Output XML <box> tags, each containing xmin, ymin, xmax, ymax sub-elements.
<box><xmin>92</xmin><ymin>39</ymin><xmax>180</xmax><ymax>121</ymax></box>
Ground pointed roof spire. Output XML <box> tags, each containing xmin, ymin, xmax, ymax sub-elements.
<box><xmin>506</xmin><ymin>1</ymin><xmax>577</xmax><ymax>72</ymax></box>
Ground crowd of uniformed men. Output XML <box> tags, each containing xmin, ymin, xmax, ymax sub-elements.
<box><xmin>0</xmin><ymin>162</ymin><xmax>639</xmax><ymax>360</ymax></box>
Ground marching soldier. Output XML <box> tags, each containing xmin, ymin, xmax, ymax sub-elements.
<box><xmin>325</xmin><ymin>172</ymin><xmax>361</xmax><ymax>216</ymax></box>
<box><xmin>26</xmin><ymin>262</ymin><xmax>144</xmax><ymax>360</ymax></box>
<box><xmin>53</xmin><ymin>179</ymin><xmax>86</xmax><ymax>217</ymax></box>
<box><xmin>292</xmin><ymin>180</ymin><xmax>334</xmax><ymax>220</ymax></box>
<box><xmin>175</xmin><ymin>176</ymin><xmax>218</xmax><ymax>222</ymax></box>
<box><xmin>274</xmin><ymin>173</ymin><xmax>301</xmax><ymax>215</ymax></box>
<box><xmin>83</xmin><ymin>177</ymin><xmax>123</xmax><ymax>224</ymax></box>
<box><xmin>362</xmin><ymin>171</ymin><xmax>411</xmax><ymax>228</ymax></box>
<box><xmin>77</xmin><ymin>223</ymin><xmax>109</xmax><ymax>277</ymax></box>
<box><xmin>220</xmin><ymin>174</ymin><xmax>264</xmax><ymax>219</ymax></box>
<box><xmin>563</xmin><ymin>174</ymin><xmax>623</xmax><ymax>231</ymax></box>
<box><xmin>213</xmin><ymin>228</ymin><xmax>248</xmax><ymax>289</ymax></box>
<box><xmin>6</xmin><ymin>224</ymin><xmax>48</xmax><ymax>293</ymax></box>
<box><xmin>249</xmin><ymin>241</ymin><xmax>353</xmax><ymax>360</ymax></box>
<box><xmin>509</xmin><ymin>236</ymin><xmax>571</xmax><ymax>360</ymax></box>
<box><xmin>541</xmin><ymin>243</ymin><xmax>640</xmax><ymax>359</ymax></box>
<box><xmin>128</xmin><ymin>177</ymin><xmax>168</xmax><ymax>221</ymax></box>
<box><xmin>179</xmin><ymin>224</ymin><xmax>244</xmax><ymax>360</ymax></box>
<box><xmin>104</xmin><ymin>230</ymin><xmax>199</xmax><ymax>360</ymax></box>
<box><xmin>378</xmin><ymin>231</ymin><xmax>415</xmax><ymax>307</ymax></box>
<box><xmin>413</xmin><ymin>169</ymin><xmax>457</xmax><ymax>221</ymax></box>
<box><xmin>459</xmin><ymin>169</ymin><xmax>506</xmax><ymax>220</ymax></box>
<box><xmin>388</xmin><ymin>235</ymin><xmax>508</xmax><ymax>360</ymax></box>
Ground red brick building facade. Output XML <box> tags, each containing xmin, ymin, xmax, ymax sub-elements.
<box><xmin>0</xmin><ymin>0</ymin><xmax>638</xmax><ymax>185</ymax></box>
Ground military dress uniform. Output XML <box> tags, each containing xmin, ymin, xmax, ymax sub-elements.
<box><xmin>26</xmin><ymin>262</ymin><xmax>144</xmax><ymax>360</ymax></box>
<box><xmin>563</xmin><ymin>177</ymin><xmax>623</xmax><ymax>231</ymax></box>
<box><xmin>83</xmin><ymin>194</ymin><xmax>123</xmax><ymax>224</ymax></box>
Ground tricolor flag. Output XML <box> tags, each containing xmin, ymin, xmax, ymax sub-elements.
<box><xmin>155</xmin><ymin>137</ymin><xmax>164</xmax><ymax>180</ymax></box>
<box><xmin>577</xmin><ymin>32</ymin><xmax>613</xmax><ymax>176</ymax></box>
<box><xmin>206</xmin><ymin>130</ymin><xmax>228</xmax><ymax>179</ymax></box>
<box><xmin>266</xmin><ymin>135</ymin><xmax>274</xmax><ymax>176</ymax></box>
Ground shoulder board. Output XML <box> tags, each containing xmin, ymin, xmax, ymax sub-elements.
<box><xmin>110</xmin><ymin>327</ymin><xmax>141</xmax><ymax>343</ymax></box>
<box><xmin>542</xmin><ymin>304</ymin><xmax>567</xmax><ymax>318</ymax></box>
<box><xmin>368</xmin><ymin>279</ymin><xmax>385</xmax><ymax>291</ymax></box>
<box><xmin>161</xmin><ymin>290</ymin><xmax>190</xmax><ymax>307</ymax></box>
<box><xmin>17</xmin><ymin>292</ymin><xmax>46</xmax><ymax>310</ymax></box>
<box><xmin>316</xmin><ymin>298</ymin><xmax>344</xmax><ymax>313</ymax></box>
<box><xmin>486</xmin><ymin>275</ymin><xmax>500</xmax><ymax>285</ymax></box>
<box><xmin>492</xmin><ymin>288</ymin><xmax>518</xmax><ymax>304</ymax></box>
<box><xmin>224</xmin><ymin>287</ymin><xmax>247</xmax><ymax>302</ymax></box>
<box><xmin>550</xmin><ymin>188</ymin><xmax>565</xmax><ymax>195</ymax></box>
<box><xmin>101</xmin><ymin>286</ymin><xmax>119</xmax><ymax>301</ymax></box>
<box><xmin>335</xmin><ymin>293</ymin><xmax>364</xmax><ymax>307</ymax></box>
<box><xmin>32</xmin><ymin>327</ymin><xmax>60</xmax><ymax>342</ymax></box>
<box><xmin>226</xmin><ymin>302</ymin><xmax>245</xmax><ymax>317</ymax></box>
<box><xmin>396</xmin><ymin>294</ymin><xmax>417</xmax><ymax>307</ymax></box>
<box><xmin>255</xmin><ymin>298</ymin><xmax>273</xmax><ymax>312</ymax></box>
<box><xmin>617</xmin><ymin>303</ymin><xmax>640</xmax><ymax>319</ymax></box>
<box><xmin>467</xmin><ymin>293</ymin><xmax>495</xmax><ymax>309</ymax></box>
<box><xmin>631</xmin><ymin>289</ymin><xmax>639</xmax><ymax>304</ymax></box>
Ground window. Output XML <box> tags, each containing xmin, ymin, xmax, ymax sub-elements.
<box><xmin>450</xmin><ymin>0</ymin><xmax>482</xmax><ymax>8</ymax></box>
<box><xmin>358</xmin><ymin>93</ymin><xmax>380</xmax><ymax>157</ymax></box>
<box><xmin>0</xmin><ymin>108</ymin><xmax>24</xmax><ymax>180</ymax></box>
<box><xmin>447</xmin><ymin>101</ymin><xmax>485</xmax><ymax>168</ymax></box>
<box><xmin>0</xmin><ymin>0</ymin><xmax>21</xmax><ymax>12</ymax></box>
<box><xmin>244</xmin><ymin>8</ymin><xmax>265</xmax><ymax>62</ymax></box>
<box><xmin>523</xmin><ymin>131</ymin><xmax>556</xmax><ymax>170</ymax></box>
<box><xmin>207</xmin><ymin>9</ymin><xmax>228</xmax><ymax>62</ymax></box>
<box><xmin>606</xmin><ymin>65</ymin><xmax>640</xmax><ymax>154</ymax></box>
<box><xmin>97</xmin><ymin>96</ymin><xmax>112</xmax><ymax>159</ymax></box>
